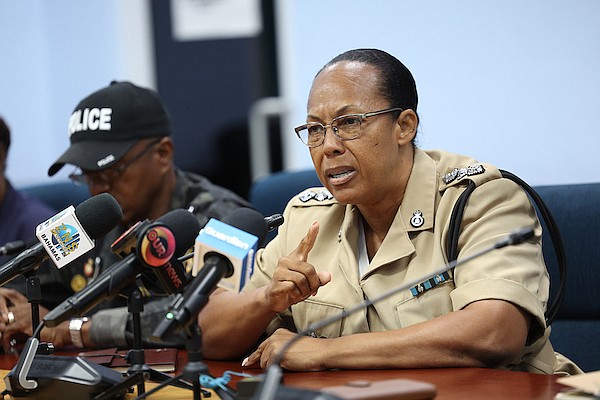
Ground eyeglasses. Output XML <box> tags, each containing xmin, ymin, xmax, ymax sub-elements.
<box><xmin>294</xmin><ymin>107</ymin><xmax>403</xmax><ymax>148</ymax></box>
<box><xmin>69</xmin><ymin>138</ymin><xmax>162</xmax><ymax>187</ymax></box>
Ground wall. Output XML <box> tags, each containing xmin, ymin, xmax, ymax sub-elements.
<box><xmin>0</xmin><ymin>0</ymin><xmax>154</xmax><ymax>186</ymax></box>
<box><xmin>1</xmin><ymin>1</ymin><xmax>598</xmax><ymax>189</ymax></box>
<box><xmin>275</xmin><ymin>0</ymin><xmax>600</xmax><ymax>185</ymax></box>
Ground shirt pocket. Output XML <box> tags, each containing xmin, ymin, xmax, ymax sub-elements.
<box><xmin>291</xmin><ymin>299</ymin><xmax>345</xmax><ymax>338</ymax></box>
<box><xmin>394</xmin><ymin>281</ymin><xmax>454</xmax><ymax>328</ymax></box>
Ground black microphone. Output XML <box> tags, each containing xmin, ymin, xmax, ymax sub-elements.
<box><xmin>111</xmin><ymin>219</ymin><xmax>190</xmax><ymax>295</ymax></box>
<box><xmin>152</xmin><ymin>208</ymin><xmax>268</xmax><ymax>340</ymax></box>
<box><xmin>264</xmin><ymin>213</ymin><xmax>284</xmax><ymax>232</ymax></box>
<box><xmin>253</xmin><ymin>226</ymin><xmax>536</xmax><ymax>400</ymax></box>
<box><xmin>0</xmin><ymin>193</ymin><xmax>122</xmax><ymax>286</ymax></box>
<box><xmin>0</xmin><ymin>240</ymin><xmax>30</xmax><ymax>256</ymax></box>
<box><xmin>43</xmin><ymin>209</ymin><xmax>200</xmax><ymax>327</ymax></box>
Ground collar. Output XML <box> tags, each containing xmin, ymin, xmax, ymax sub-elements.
<box><xmin>398</xmin><ymin>148</ymin><xmax>437</xmax><ymax>233</ymax></box>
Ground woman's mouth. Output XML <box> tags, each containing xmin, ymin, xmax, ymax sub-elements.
<box><xmin>328</xmin><ymin>168</ymin><xmax>355</xmax><ymax>185</ymax></box>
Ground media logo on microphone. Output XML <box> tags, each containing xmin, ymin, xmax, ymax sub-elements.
<box><xmin>192</xmin><ymin>218</ymin><xmax>259</xmax><ymax>292</ymax></box>
<box><xmin>36</xmin><ymin>206</ymin><xmax>95</xmax><ymax>268</ymax></box>
<box><xmin>138</xmin><ymin>224</ymin><xmax>176</xmax><ymax>267</ymax></box>
<box><xmin>49</xmin><ymin>223</ymin><xmax>81</xmax><ymax>255</ymax></box>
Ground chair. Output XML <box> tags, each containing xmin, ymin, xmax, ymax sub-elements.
<box><xmin>533</xmin><ymin>182</ymin><xmax>600</xmax><ymax>372</ymax></box>
<box><xmin>19</xmin><ymin>181</ymin><xmax>90</xmax><ymax>212</ymax></box>
<box><xmin>249</xmin><ymin>170</ymin><xmax>600</xmax><ymax>371</ymax></box>
<box><xmin>248</xmin><ymin>169</ymin><xmax>321</xmax><ymax>243</ymax></box>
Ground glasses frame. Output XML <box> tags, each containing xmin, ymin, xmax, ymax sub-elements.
<box><xmin>294</xmin><ymin>107</ymin><xmax>403</xmax><ymax>148</ymax></box>
<box><xmin>69</xmin><ymin>137</ymin><xmax>163</xmax><ymax>187</ymax></box>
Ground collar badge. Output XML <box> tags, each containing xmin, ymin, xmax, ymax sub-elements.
<box><xmin>410</xmin><ymin>210</ymin><xmax>425</xmax><ymax>228</ymax></box>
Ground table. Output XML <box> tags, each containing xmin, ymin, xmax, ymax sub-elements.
<box><xmin>0</xmin><ymin>351</ymin><xmax>570</xmax><ymax>399</ymax></box>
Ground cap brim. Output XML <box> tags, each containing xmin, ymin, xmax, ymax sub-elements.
<box><xmin>48</xmin><ymin>139</ymin><xmax>137</xmax><ymax>176</ymax></box>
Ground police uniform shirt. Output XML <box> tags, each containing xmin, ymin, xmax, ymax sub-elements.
<box><xmin>245</xmin><ymin>148</ymin><xmax>575</xmax><ymax>374</ymax></box>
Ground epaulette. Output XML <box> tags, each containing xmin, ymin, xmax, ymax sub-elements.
<box><xmin>440</xmin><ymin>163</ymin><xmax>500</xmax><ymax>190</ymax></box>
<box><xmin>290</xmin><ymin>188</ymin><xmax>337</xmax><ymax>206</ymax></box>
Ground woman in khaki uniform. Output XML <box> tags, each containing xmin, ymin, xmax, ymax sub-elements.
<box><xmin>199</xmin><ymin>49</ymin><xmax>580</xmax><ymax>375</ymax></box>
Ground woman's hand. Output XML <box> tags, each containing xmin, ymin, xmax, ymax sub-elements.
<box><xmin>264</xmin><ymin>221</ymin><xmax>331</xmax><ymax>313</ymax></box>
<box><xmin>242</xmin><ymin>328</ymin><xmax>329</xmax><ymax>371</ymax></box>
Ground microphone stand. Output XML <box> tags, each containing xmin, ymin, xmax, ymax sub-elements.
<box><xmin>253</xmin><ymin>226</ymin><xmax>535</xmax><ymax>400</ymax></box>
<box><xmin>94</xmin><ymin>285</ymin><xmax>195</xmax><ymax>400</ymax></box>
<box><xmin>22</xmin><ymin>272</ymin><xmax>54</xmax><ymax>355</ymax></box>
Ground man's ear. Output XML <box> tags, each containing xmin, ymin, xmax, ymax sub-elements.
<box><xmin>396</xmin><ymin>109</ymin><xmax>418</xmax><ymax>145</ymax></box>
<box><xmin>154</xmin><ymin>137</ymin><xmax>174</xmax><ymax>170</ymax></box>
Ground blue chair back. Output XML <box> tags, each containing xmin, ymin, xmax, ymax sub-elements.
<box><xmin>19</xmin><ymin>181</ymin><xmax>90</xmax><ymax>212</ymax></box>
<box><xmin>533</xmin><ymin>182</ymin><xmax>600</xmax><ymax>372</ymax></box>
<box><xmin>249</xmin><ymin>170</ymin><xmax>322</xmax><ymax>243</ymax></box>
<box><xmin>249</xmin><ymin>170</ymin><xmax>600</xmax><ymax>371</ymax></box>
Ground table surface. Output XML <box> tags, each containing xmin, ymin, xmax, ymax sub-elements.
<box><xmin>0</xmin><ymin>350</ymin><xmax>571</xmax><ymax>399</ymax></box>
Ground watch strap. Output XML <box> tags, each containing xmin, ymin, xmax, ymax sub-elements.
<box><xmin>69</xmin><ymin>317</ymin><xmax>89</xmax><ymax>348</ymax></box>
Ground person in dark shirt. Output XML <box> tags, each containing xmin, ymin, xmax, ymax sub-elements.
<box><xmin>0</xmin><ymin>82</ymin><xmax>251</xmax><ymax>351</ymax></box>
<box><xmin>0</xmin><ymin>115</ymin><xmax>56</xmax><ymax>351</ymax></box>
<box><xmin>0</xmin><ymin>116</ymin><xmax>56</xmax><ymax>265</ymax></box>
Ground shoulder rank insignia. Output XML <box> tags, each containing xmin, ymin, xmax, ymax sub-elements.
<box><xmin>298</xmin><ymin>188</ymin><xmax>334</xmax><ymax>202</ymax></box>
<box><xmin>443</xmin><ymin>164</ymin><xmax>485</xmax><ymax>185</ymax></box>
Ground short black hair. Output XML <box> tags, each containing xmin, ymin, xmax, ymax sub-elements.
<box><xmin>0</xmin><ymin>116</ymin><xmax>10</xmax><ymax>150</ymax></box>
<box><xmin>317</xmin><ymin>48</ymin><xmax>419</xmax><ymax>114</ymax></box>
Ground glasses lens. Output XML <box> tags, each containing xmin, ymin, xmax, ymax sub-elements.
<box><xmin>296</xmin><ymin>124</ymin><xmax>325</xmax><ymax>147</ymax></box>
<box><xmin>68</xmin><ymin>168</ymin><xmax>87</xmax><ymax>186</ymax></box>
<box><xmin>332</xmin><ymin>115</ymin><xmax>362</xmax><ymax>140</ymax></box>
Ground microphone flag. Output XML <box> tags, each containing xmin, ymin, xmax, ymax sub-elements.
<box><xmin>35</xmin><ymin>206</ymin><xmax>94</xmax><ymax>269</ymax></box>
<box><xmin>191</xmin><ymin>218</ymin><xmax>259</xmax><ymax>293</ymax></box>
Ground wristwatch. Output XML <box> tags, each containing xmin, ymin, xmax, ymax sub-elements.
<box><xmin>69</xmin><ymin>317</ymin><xmax>89</xmax><ymax>348</ymax></box>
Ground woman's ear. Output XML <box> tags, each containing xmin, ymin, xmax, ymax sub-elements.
<box><xmin>397</xmin><ymin>109</ymin><xmax>418</xmax><ymax>145</ymax></box>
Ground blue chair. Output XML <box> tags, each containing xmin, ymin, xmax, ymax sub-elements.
<box><xmin>249</xmin><ymin>169</ymin><xmax>600</xmax><ymax>372</ymax></box>
<box><xmin>249</xmin><ymin>169</ymin><xmax>322</xmax><ymax>243</ymax></box>
<box><xmin>19</xmin><ymin>181</ymin><xmax>90</xmax><ymax>212</ymax></box>
<box><xmin>534</xmin><ymin>182</ymin><xmax>600</xmax><ymax>372</ymax></box>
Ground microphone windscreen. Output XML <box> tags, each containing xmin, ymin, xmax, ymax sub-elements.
<box><xmin>222</xmin><ymin>208</ymin><xmax>268</xmax><ymax>248</ymax></box>
<box><xmin>156</xmin><ymin>209</ymin><xmax>201</xmax><ymax>256</ymax></box>
<box><xmin>74</xmin><ymin>193</ymin><xmax>123</xmax><ymax>239</ymax></box>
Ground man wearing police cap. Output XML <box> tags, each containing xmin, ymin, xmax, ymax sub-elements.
<box><xmin>0</xmin><ymin>81</ymin><xmax>251</xmax><ymax>351</ymax></box>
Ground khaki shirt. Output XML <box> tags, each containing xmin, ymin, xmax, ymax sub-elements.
<box><xmin>245</xmin><ymin>148</ymin><xmax>577</xmax><ymax>374</ymax></box>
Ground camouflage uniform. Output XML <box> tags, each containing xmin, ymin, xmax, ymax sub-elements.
<box><xmin>42</xmin><ymin>169</ymin><xmax>251</xmax><ymax>348</ymax></box>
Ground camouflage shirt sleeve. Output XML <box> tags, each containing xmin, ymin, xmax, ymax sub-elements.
<box><xmin>88</xmin><ymin>169</ymin><xmax>253</xmax><ymax>348</ymax></box>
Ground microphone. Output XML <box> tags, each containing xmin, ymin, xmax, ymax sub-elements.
<box><xmin>191</xmin><ymin>207</ymin><xmax>268</xmax><ymax>293</ymax></box>
<box><xmin>264</xmin><ymin>213</ymin><xmax>284</xmax><ymax>232</ymax></box>
<box><xmin>111</xmin><ymin>219</ymin><xmax>190</xmax><ymax>295</ymax></box>
<box><xmin>43</xmin><ymin>209</ymin><xmax>200</xmax><ymax>327</ymax></box>
<box><xmin>0</xmin><ymin>193</ymin><xmax>122</xmax><ymax>286</ymax></box>
<box><xmin>0</xmin><ymin>240</ymin><xmax>30</xmax><ymax>256</ymax></box>
<box><xmin>152</xmin><ymin>207</ymin><xmax>268</xmax><ymax>340</ymax></box>
<box><xmin>253</xmin><ymin>226</ymin><xmax>536</xmax><ymax>400</ymax></box>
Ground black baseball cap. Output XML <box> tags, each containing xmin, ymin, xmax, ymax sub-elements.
<box><xmin>48</xmin><ymin>81</ymin><xmax>170</xmax><ymax>176</ymax></box>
